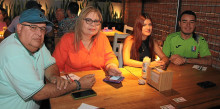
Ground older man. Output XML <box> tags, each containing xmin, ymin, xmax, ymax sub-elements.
<box><xmin>0</xmin><ymin>8</ymin><xmax>95</xmax><ymax>109</ymax></box>
<box><xmin>163</xmin><ymin>10</ymin><xmax>211</xmax><ymax>65</ymax></box>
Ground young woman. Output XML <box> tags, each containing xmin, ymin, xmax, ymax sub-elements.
<box><xmin>53</xmin><ymin>6</ymin><xmax>121</xmax><ymax>76</ymax></box>
<box><xmin>123</xmin><ymin>13</ymin><xmax>169</xmax><ymax>69</ymax></box>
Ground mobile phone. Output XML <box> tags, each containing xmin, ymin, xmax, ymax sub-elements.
<box><xmin>71</xmin><ymin>89</ymin><xmax>97</xmax><ymax>100</ymax></box>
<box><xmin>197</xmin><ymin>81</ymin><xmax>216</xmax><ymax>89</ymax></box>
<box><xmin>103</xmin><ymin>76</ymin><xmax>124</xmax><ymax>83</ymax></box>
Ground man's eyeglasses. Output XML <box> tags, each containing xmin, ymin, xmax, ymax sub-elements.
<box><xmin>83</xmin><ymin>18</ymin><xmax>101</xmax><ymax>26</ymax></box>
<box><xmin>21</xmin><ymin>24</ymin><xmax>46</xmax><ymax>33</ymax></box>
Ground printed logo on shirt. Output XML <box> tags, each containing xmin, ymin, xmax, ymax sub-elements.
<box><xmin>176</xmin><ymin>45</ymin><xmax>182</xmax><ymax>48</ymax></box>
<box><xmin>191</xmin><ymin>46</ymin><xmax>196</xmax><ymax>52</ymax></box>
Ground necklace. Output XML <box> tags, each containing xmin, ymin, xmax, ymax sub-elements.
<box><xmin>141</xmin><ymin>43</ymin><xmax>147</xmax><ymax>52</ymax></box>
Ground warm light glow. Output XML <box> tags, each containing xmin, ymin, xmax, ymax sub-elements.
<box><xmin>0</xmin><ymin>31</ymin><xmax>4</xmax><ymax>38</ymax></box>
<box><xmin>112</xmin><ymin>2</ymin><xmax>122</xmax><ymax>20</ymax></box>
<box><xmin>0</xmin><ymin>27</ymin><xmax>7</xmax><ymax>38</ymax></box>
<box><xmin>155</xmin><ymin>55</ymin><xmax>160</xmax><ymax>61</ymax></box>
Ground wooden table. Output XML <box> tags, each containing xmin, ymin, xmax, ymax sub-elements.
<box><xmin>50</xmin><ymin>68</ymin><xmax>170</xmax><ymax>109</ymax></box>
<box><xmin>101</xmin><ymin>30</ymin><xmax>126</xmax><ymax>42</ymax></box>
<box><xmin>50</xmin><ymin>64</ymin><xmax>220</xmax><ymax>109</ymax></box>
<box><xmin>160</xmin><ymin>64</ymin><xmax>220</xmax><ymax>108</ymax></box>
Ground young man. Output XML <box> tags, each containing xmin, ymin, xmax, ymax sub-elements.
<box><xmin>162</xmin><ymin>10</ymin><xmax>211</xmax><ymax>65</ymax></box>
<box><xmin>0</xmin><ymin>8</ymin><xmax>95</xmax><ymax>109</ymax></box>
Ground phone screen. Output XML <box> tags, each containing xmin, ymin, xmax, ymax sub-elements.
<box><xmin>71</xmin><ymin>89</ymin><xmax>97</xmax><ymax>100</ymax></box>
<box><xmin>103</xmin><ymin>76</ymin><xmax>124</xmax><ymax>83</ymax></box>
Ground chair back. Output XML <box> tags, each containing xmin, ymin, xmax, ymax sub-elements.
<box><xmin>113</xmin><ymin>33</ymin><xmax>129</xmax><ymax>68</ymax></box>
<box><xmin>123</xmin><ymin>25</ymin><xmax>133</xmax><ymax>34</ymax></box>
<box><xmin>118</xmin><ymin>43</ymin><xmax>124</xmax><ymax>68</ymax></box>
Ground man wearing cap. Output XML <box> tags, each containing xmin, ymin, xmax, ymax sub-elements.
<box><xmin>0</xmin><ymin>9</ymin><xmax>95</xmax><ymax>109</ymax></box>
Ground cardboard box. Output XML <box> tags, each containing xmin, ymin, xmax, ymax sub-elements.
<box><xmin>146</xmin><ymin>68</ymin><xmax>173</xmax><ymax>91</ymax></box>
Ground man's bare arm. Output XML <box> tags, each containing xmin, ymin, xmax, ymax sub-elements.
<box><xmin>186</xmin><ymin>55</ymin><xmax>211</xmax><ymax>65</ymax></box>
<box><xmin>44</xmin><ymin>64</ymin><xmax>60</xmax><ymax>83</ymax></box>
<box><xmin>32</xmin><ymin>81</ymin><xmax>78</xmax><ymax>101</ymax></box>
<box><xmin>32</xmin><ymin>64</ymin><xmax>96</xmax><ymax>101</ymax></box>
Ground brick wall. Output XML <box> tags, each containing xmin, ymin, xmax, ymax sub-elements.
<box><xmin>124</xmin><ymin>0</ymin><xmax>142</xmax><ymax>26</ymax></box>
<box><xmin>124</xmin><ymin>0</ymin><xmax>220</xmax><ymax>69</ymax></box>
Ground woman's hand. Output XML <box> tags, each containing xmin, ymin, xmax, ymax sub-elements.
<box><xmin>150</xmin><ymin>61</ymin><xmax>164</xmax><ymax>67</ymax></box>
<box><xmin>106</xmin><ymin>63</ymin><xmax>122</xmax><ymax>76</ymax></box>
<box><xmin>150</xmin><ymin>61</ymin><xmax>167</xmax><ymax>69</ymax></box>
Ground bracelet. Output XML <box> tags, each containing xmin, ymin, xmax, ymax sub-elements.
<box><xmin>74</xmin><ymin>80</ymin><xmax>81</xmax><ymax>90</ymax></box>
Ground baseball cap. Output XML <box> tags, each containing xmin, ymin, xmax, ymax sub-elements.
<box><xmin>19</xmin><ymin>8</ymin><xmax>53</xmax><ymax>26</ymax></box>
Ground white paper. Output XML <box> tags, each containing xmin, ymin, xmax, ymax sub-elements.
<box><xmin>192</xmin><ymin>65</ymin><xmax>200</xmax><ymax>69</ymax></box>
<box><xmin>173</xmin><ymin>97</ymin><xmax>187</xmax><ymax>103</ymax></box>
<box><xmin>61</xmin><ymin>73</ymin><xmax>80</xmax><ymax>80</ymax></box>
<box><xmin>202</xmin><ymin>67</ymin><xmax>207</xmax><ymax>71</ymax></box>
<box><xmin>160</xmin><ymin>104</ymin><xmax>175</xmax><ymax>109</ymax></box>
<box><xmin>78</xmin><ymin>103</ymin><xmax>98</xmax><ymax>109</ymax></box>
<box><xmin>192</xmin><ymin>65</ymin><xmax>207</xmax><ymax>71</ymax></box>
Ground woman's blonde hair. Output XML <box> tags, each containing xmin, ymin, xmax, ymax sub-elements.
<box><xmin>74</xmin><ymin>6</ymin><xmax>103</xmax><ymax>51</ymax></box>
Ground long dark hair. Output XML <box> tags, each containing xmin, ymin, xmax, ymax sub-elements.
<box><xmin>130</xmin><ymin>13</ymin><xmax>155</xmax><ymax>61</ymax></box>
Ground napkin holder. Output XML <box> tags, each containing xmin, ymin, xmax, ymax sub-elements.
<box><xmin>146</xmin><ymin>67</ymin><xmax>173</xmax><ymax>91</ymax></box>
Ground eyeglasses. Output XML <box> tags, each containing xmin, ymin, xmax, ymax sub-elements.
<box><xmin>21</xmin><ymin>24</ymin><xmax>46</xmax><ymax>33</ymax></box>
<box><xmin>83</xmin><ymin>18</ymin><xmax>101</xmax><ymax>26</ymax></box>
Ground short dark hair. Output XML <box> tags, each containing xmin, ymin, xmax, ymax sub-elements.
<box><xmin>179</xmin><ymin>10</ymin><xmax>197</xmax><ymax>21</ymax></box>
<box><xmin>25</xmin><ymin>0</ymin><xmax>42</xmax><ymax>10</ymax></box>
<box><xmin>68</xmin><ymin>2</ymin><xmax>79</xmax><ymax>15</ymax></box>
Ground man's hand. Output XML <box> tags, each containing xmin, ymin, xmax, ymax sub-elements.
<box><xmin>79</xmin><ymin>74</ymin><xmax>96</xmax><ymax>89</ymax></box>
<box><xmin>170</xmin><ymin>54</ymin><xmax>185</xmax><ymax>65</ymax></box>
<box><xmin>106</xmin><ymin>64</ymin><xmax>122</xmax><ymax>76</ymax></box>
<box><xmin>49</xmin><ymin>76</ymin><xmax>69</xmax><ymax>90</ymax></box>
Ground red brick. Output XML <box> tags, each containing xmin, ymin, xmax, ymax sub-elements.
<box><xmin>210</xmin><ymin>50</ymin><xmax>219</xmax><ymax>58</ymax></box>
<box><xmin>208</xmin><ymin>28</ymin><xmax>216</xmax><ymax>35</ymax></box>
<box><xmin>211</xmin><ymin>58</ymin><xmax>216</xmax><ymax>65</ymax></box>
<box><xmin>207</xmin><ymin>6</ymin><xmax>213</xmax><ymax>13</ymax></box>
<box><xmin>215</xmin><ymin>6</ymin><xmax>220</xmax><ymax>13</ymax></box>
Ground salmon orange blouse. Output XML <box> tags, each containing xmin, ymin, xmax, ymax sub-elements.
<box><xmin>52</xmin><ymin>32</ymin><xmax>119</xmax><ymax>73</ymax></box>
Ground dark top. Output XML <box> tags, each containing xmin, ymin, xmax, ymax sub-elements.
<box><xmin>139</xmin><ymin>36</ymin><xmax>150</xmax><ymax>61</ymax></box>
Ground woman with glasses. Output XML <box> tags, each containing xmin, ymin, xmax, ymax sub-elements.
<box><xmin>123</xmin><ymin>13</ymin><xmax>169</xmax><ymax>69</ymax></box>
<box><xmin>53</xmin><ymin>6</ymin><xmax>122</xmax><ymax>76</ymax></box>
